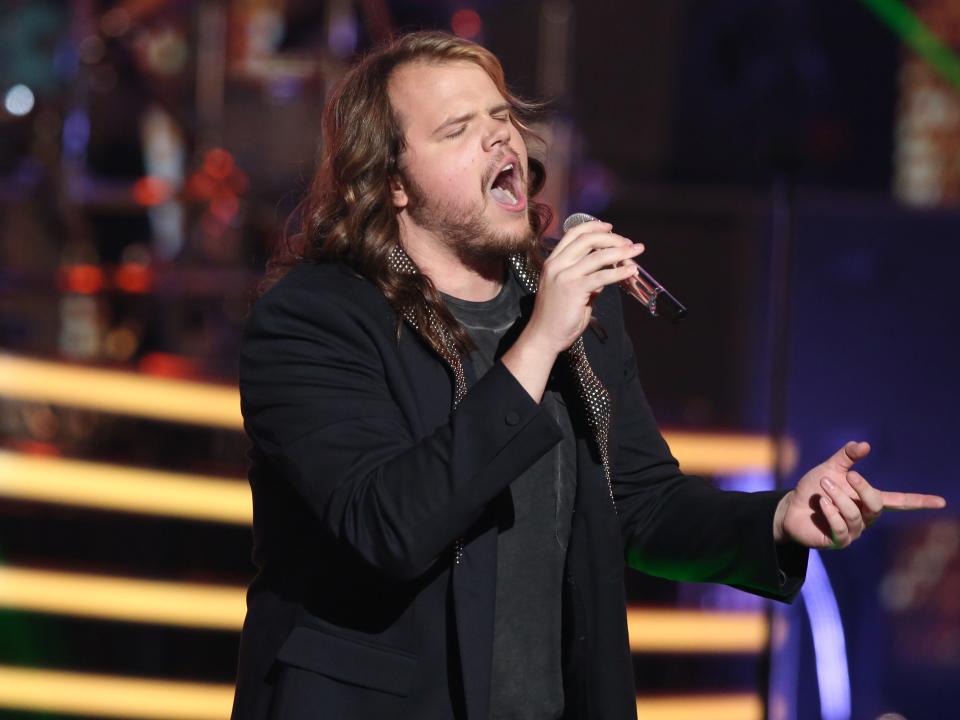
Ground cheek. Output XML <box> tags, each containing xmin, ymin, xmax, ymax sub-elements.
<box><xmin>442</xmin><ymin>155</ymin><xmax>482</xmax><ymax>189</ymax></box>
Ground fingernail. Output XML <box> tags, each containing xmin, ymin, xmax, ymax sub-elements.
<box><xmin>822</xmin><ymin>478</ymin><xmax>835</xmax><ymax>490</ymax></box>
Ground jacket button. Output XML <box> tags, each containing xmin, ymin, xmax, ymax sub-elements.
<box><xmin>505</xmin><ymin>411</ymin><xmax>520</xmax><ymax>426</ymax></box>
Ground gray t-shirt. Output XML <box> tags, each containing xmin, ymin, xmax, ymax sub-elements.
<box><xmin>442</xmin><ymin>273</ymin><xmax>577</xmax><ymax>720</ymax></box>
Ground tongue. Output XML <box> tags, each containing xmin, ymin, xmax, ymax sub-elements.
<box><xmin>490</xmin><ymin>185</ymin><xmax>516</xmax><ymax>206</ymax></box>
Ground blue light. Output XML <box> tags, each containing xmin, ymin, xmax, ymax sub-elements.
<box><xmin>802</xmin><ymin>551</ymin><xmax>852</xmax><ymax>720</ymax></box>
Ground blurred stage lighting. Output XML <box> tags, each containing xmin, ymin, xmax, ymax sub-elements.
<box><xmin>0</xmin><ymin>450</ymin><xmax>251</xmax><ymax>524</ymax></box>
<box><xmin>626</xmin><ymin>608</ymin><xmax>767</xmax><ymax>653</ymax></box>
<box><xmin>0</xmin><ymin>665</ymin><xmax>233</xmax><ymax>720</ymax></box>
<box><xmin>0</xmin><ymin>354</ymin><xmax>240</xmax><ymax>429</ymax></box>
<box><xmin>634</xmin><ymin>694</ymin><xmax>762</xmax><ymax>720</ymax></box>
<box><xmin>4</xmin><ymin>85</ymin><xmax>35</xmax><ymax>116</ymax></box>
<box><xmin>0</xmin><ymin>566</ymin><xmax>245</xmax><ymax>630</ymax></box>
<box><xmin>451</xmin><ymin>9</ymin><xmax>482</xmax><ymax>39</ymax></box>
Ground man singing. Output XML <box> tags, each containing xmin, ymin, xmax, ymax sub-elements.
<box><xmin>231</xmin><ymin>31</ymin><xmax>944</xmax><ymax>720</ymax></box>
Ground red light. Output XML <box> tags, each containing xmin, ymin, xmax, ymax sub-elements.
<box><xmin>138</xmin><ymin>352</ymin><xmax>202</xmax><ymax>380</ymax></box>
<box><xmin>132</xmin><ymin>176</ymin><xmax>173</xmax><ymax>206</ymax></box>
<box><xmin>13</xmin><ymin>439</ymin><xmax>61</xmax><ymax>457</ymax></box>
<box><xmin>203</xmin><ymin>148</ymin><xmax>235</xmax><ymax>180</ymax></box>
<box><xmin>451</xmin><ymin>9</ymin><xmax>482</xmax><ymax>39</ymax></box>
<box><xmin>229</xmin><ymin>169</ymin><xmax>249</xmax><ymax>195</ymax></box>
<box><xmin>60</xmin><ymin>264</ymin><xmax>105</xmax><ymax>294</ymax></box>
<box><xmin>114</xmin><ymin>263</ymin><xmax>153</xmax><ymax>294</ymax></box>
<box><xmin>201</xmin><ymin>211</ymin><xmax>226</xmax><ymax>238</ymax></box>
<box><xmin>185</xmin><ymin>172</ymin><xmax>216</xmax><ymax>200</ymax></box>
<box><xmin>210</xmin><ymin>189</ymin><xmax>239</xmax><ymax>222</ymax></box>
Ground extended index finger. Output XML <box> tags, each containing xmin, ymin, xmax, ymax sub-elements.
<box><xmin>880</xmin><ymin>490</ymin><xmax>947</xmax><ymax>511</ymax></box>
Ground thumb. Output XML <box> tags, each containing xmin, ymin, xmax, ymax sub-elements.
<box><xmin>830</xmin><ymin>440</ymin><xmax>871</xmax><ymax>471</ymax></box>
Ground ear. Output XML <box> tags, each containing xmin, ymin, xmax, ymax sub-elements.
<box><xmin>389</xmin><ymin>174</ymin><xmax>408</xmax><ymax>209</ymax></box>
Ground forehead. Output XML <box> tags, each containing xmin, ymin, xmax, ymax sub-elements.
<box><xmin>388</xmin><ymin>60</ymin><xmax>504</xmax><ymax>133</ymax></box>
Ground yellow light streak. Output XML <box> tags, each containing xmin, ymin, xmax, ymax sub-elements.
<box><xmin>0</xmin><ymin>668</ymin><xmax>767</xmax><ymax>720</ymax></box>
<box><xmin>0</xmin><ymin>450</ymin><xmax>250</xmax><ymax>525</ymax></box>
<box><xmin>0</xmin><ymin>354</ymin><xmax>792</xmax><ymax>474</ymax></box>
<box><xmin>664</xmin><ymin>430</ymin><xmax>797</xmax><ymax>475</ymax></box>
<box><xmin>627</xmin><ymin>608</ymin><xmax>768</xmax><ymax>653</ymax></box>
<box><xmin>635</xmin><ymin>693</ymin><xmax>764</xmax><ymax>720</ymax></box>
<box><xmin>0</xmin><ymin>665</ymin><xmax>233</xmax><ymax>720</ymax></box>
<box><xmin>0</xmin><ymin>569</ymin><xmax>765</xmax><ymax>657</ymax></box>
<box><xmin>0</xmin><ymin>566</ymin><xmax>246</xmax><ymax>631</ymax></box>
<box><xmin>0</xmin><ymin>353</ymin><xmax>241</xmax><ymax>429</ymax></box>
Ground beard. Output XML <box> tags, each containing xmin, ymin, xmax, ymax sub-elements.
<box><xmin>400</xmin><ymin>168</ymin><xmax>535</xmax><ymax>267</ymax></box>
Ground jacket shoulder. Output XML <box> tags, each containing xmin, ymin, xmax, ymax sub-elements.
<box><xmin>241</xmin><ymin>262</ymin><xmax>401</xmax><ymax>369</ymax></box>
<box><xmin>259</xmin><ymin>261</ymin><xmax>382</xmax><ymax>305</ymax></box>
<box><xmin>250</xmin><ymin>262</ymin><xmax>394</xmax><ymax>324</ymax></box>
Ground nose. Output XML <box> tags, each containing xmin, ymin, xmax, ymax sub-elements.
<box><xmin>481</xmin><ymin>116</ymin><xmax>511</xmax><ymax>152</ymax></box>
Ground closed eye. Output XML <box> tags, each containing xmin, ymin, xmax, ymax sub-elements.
<box><xmin>447</xmin><ymin>125</ymin><xmax>467</xmax><ymax>139</ymax></box>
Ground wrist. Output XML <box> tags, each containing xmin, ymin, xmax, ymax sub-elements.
<box><xmin>773</xmin><ymin>490</ymin><xmax>794</xmax><ymax>543</ymax></box>
<box><xmin>501</xmin><ymin>327</ymin><xmax>559</xmax><ymax>404</ymax></box>
<box><xmin>517</xmin><ymin>321</ymin><xmax>565</xmax><ymax>360</ymax></box>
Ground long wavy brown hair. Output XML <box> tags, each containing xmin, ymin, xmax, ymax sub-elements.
<box><xmin>263</xmin><ymin>31</ymin><xmax>552</xmax><ymax>356</ymax></box>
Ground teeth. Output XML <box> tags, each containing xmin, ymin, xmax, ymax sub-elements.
<box><xmin>490</xmin><ymin>186</ymin><xmax>517</xmax><ymax>205</ymax></box>
<box><xmin>502</xmin><ymin>163</ymin><xmax>513</xmax><ymax>172</ymax></box>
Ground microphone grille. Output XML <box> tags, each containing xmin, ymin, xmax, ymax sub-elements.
<box><xmin>562</xmin><ymin>212</ymin><xmax>599</xmax><ymax>234</ymax></box>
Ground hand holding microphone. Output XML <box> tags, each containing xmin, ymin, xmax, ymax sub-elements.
<box><xmin>503</xmin><ymin>217</ymin><xmax>679</xmax><ymax>399</ymax></box>
<box><xmin>562</xmin><ymin>213</ymin><xmax>687</xmax><ymax>323</ymax></box>
<box><xmin>521</xmin><ymin>219</ymin><xmax>644</xmax><ymax>356</ymax></box>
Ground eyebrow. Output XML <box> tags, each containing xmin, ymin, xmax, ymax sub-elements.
<box><xmin>432</xmin><ymin>102</ymin><xmax>512</xmax><ymax>135</ymax></box>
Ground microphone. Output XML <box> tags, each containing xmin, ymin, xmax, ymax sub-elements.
<box><xmin>562</xmin><ymin>212</ymin><xmax>687</xmax><ymax>323</ymax></box>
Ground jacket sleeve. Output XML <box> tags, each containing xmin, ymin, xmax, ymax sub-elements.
<box><xmin>239</xmin><ymin>280</ymin><xmax>564</xmax><ymax>582</ymax></box>
<box><xmin>608</xmin><ymin>298</ymin><xmax>807</xmax><ymax>601</ymax></box>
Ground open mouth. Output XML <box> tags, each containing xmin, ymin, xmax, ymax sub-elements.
<box><xmin>488</xmin><ymin>160</ymin><xmax>527</xmax><ymax>211</ymax></box>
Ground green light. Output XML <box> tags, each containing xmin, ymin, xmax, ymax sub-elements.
<box><xmin>860</xmin><ymin>0</ymin><xmax>960</xmax><ymax>89</ymax></box>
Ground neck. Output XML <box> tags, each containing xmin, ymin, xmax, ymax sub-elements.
<box><xmin>399</xmin><ymin>225</ymin><xmax>505</xmax><ymax>302</ymax></box>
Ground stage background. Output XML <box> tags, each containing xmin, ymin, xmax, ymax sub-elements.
<box><xmin>1</xmin><ymin>1</ymin><xmax>957</xmax><ymax>719</ymax></box>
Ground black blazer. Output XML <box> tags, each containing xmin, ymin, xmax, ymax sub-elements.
<box><xmin>231</xmin><ymin>260</ymin><xmax>805</xmax><ymax>720</ymax></box>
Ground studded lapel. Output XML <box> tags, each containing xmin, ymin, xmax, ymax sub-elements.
<box><xmin>506</xmin><ymin>253</ymin><xmax>615</xmax><ymax>508</ymax></box>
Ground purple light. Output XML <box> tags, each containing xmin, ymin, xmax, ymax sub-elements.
<box><xmin>63</xmin><ymin>109</ymin><xmax>89</xmax><ymax>155</ymax></box>
<box><xmin>716</xmin><ymin>470</ymin><xmax>775</xmax><ymax>493</ymax></box>
<box><xmin>268</xmin><ymin>78</ymin><xmax>301</xmax><ymax>103</ymax></box>
<box><xmin>53</xmin><ymin>40</ymin><xmax>79</xmax><ymax>79</ymax></box>
<box><xmin>573</xmin><ymin>163</ymin><xmax>614</xmax><ymax>214</ymax></box>
<box><xmin>14</xmin><ymin>158</ymin><xmax>43</xmax><ymax>188</ymax></box>
<box><xmin>801</xmin><ymin>551</ymin><xmax>851</xmax><ymax>720</ymax></box>
<box><xmin>328</xmin><ymin>17</ymin><xmax>358</xmax><ymax>58</ymax></box>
